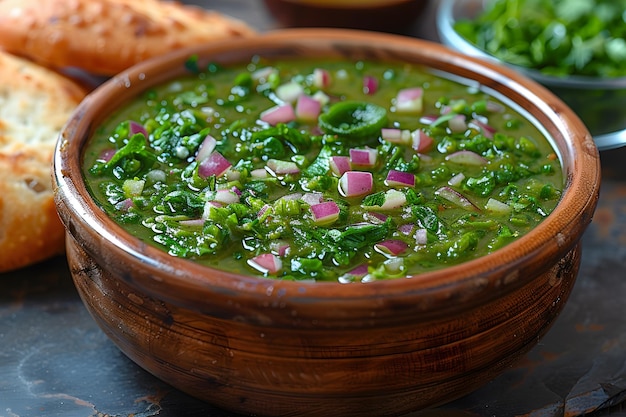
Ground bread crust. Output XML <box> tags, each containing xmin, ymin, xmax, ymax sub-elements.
<box><xmin>0</xmin><ymin>51</ymin><xmax>87</xmax><ymax>272</ymax></box>
<box><xmin>0</xmin><ymin>0</ymin><xmax>256</xmax><ymax>76</ymax></box>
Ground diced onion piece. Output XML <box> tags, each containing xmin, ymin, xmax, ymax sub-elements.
<box><xmin>469</xmin><ymin>118</ymin><xmax>496</xmax><ymax>138</ymax></box>
<box><xmin>179</xmin><ymin>218</ymin><xmax>205</xmax><ymax>227</ymax></box>
<box><xmin>349</xmin><ymin>147</ymin><xmax>377</xmax><ymax>167</ymax></box>
<box><xmin>313</xmin><ymin>68</ymin><xmax>331</xmax><ymax>89</ymax></box>
<box><xmin>379</xmin><ymin>189</ymin><xmax>407</xmax><ymax>210</ymax></box>
<box><xmin>260</xmin><ymin>104</ymin><xmax>296</xmax><ymax>125</ymax></box>
<box><xmin>267</xmin><ymin>159</ymin><xmax>300</xmax><ymax>175</ymax></box>
<box><xmin>301</xmin><ymin>192</ymin><xmax>323</xmax><ymax>206</ymax></box>
<box><xmin>485</xmin><ymin>198</ymin><xmax>512</xmax><ymax>214</ymax></box>
<box><xmin>381</xmin><ymin>128</ymin><xmax>411</xmax><ymax>145</ymax></box>
<box><xmin>445</xmin><ymin>150</ymin><xmax>488</xmax><ymax>166</ymax></box>
<box><xmin>252</xmin><ymin>66</ymin><xmax>277</xmax><ymax>82</ymax></box>
<box><xmin>198</xmin><ymin>151</ymin><xmax>232</xmax><ymax>178</ymax></box>
<box><xmin>384</xmin><ymin>257</ymin><xmax>405</xmax><ymax>274</ymax></box>
<box><xmin>257</xmin><ymin>204</ymin><xmax>272</xmax><ymax>219</ymax></box>
<box><xmin>329</xmin><ymin>156</ymin><xmax>351</xmax><ymax>176</ymax></box>
<box><xmin>129</xmin><ymin>120</ymin><xmax>147</xmax><ymax>137</ymax></box>
<box><xmin>386</xmin><ymin>170</ymin><xmax>415</xmax><ymax>188</ymax></box>
<box><xmin>366</xmin><ymin>212</ymin><xmax>388</xmax><ymax>224</ymax></box>
<box><xmin>276</xmin><ymin>81</ymin><xmax>304</xmax><ymax>103</ymax></box>
<box><xmin>122</xmin><ymin>178</ymin><xmax>145</xmax><ymax>197</ymax></box>
<box><xmin>448</xmin><ymin>114</ymin><xmax>467</xmax><ymax>132</ymax></box>
<box><xmin>202</xmin><ymin>201</ymin><xmax>223</xmax><ymax>219</ymax></box>
<box><xmin>338</xmin><ymin>263</ymin><xmax>369</xmax><ymax>284</ymax></box>
<box><xmin>374</xmin><ymin>239</ymin><xmax>409</xmax><ymax>257</ymax></box>
<box><xmin>411</xmin><ymin>130</ymin><xmax>434</xmax><ymax>152</ymax></box>
<box><xmin>115</xmin><ymin>197</ymin><xmax>134</xmax><ymax>211</ymax></box>
<box><xmin>295</xmin><ymin>94</ymin><xmax>321</xmax><ymax>122</ymax></box>
<box><xmin>251</xmin><ymin>168</ymin><xmax>269</xmax><ymax>178</ymax></box>
<box><xmin>395</xmin><ymin>87</ymin><xmax>423</xmax><ymax>113</ymax></box>
<box><xmin>398</xmin><ymin>223</ymin><xmax>415</xmax><ymax>236</ymax></box>
<box><xmin>414</xmin><ymin>228</ymin><xmax>428</xmax><ymax>245</ymax></box>
<box><xmin>98</xmin><ymin>148</ymin><xmax>116</xmax><ymax>163</ymax></box>
<box><xmin>248</xmin><ymin>253</ymin><xmax>283</xmax><ymax>275</ymax></box>
<box><xmin>419</xmin><ymin>115</ymin><xmax>438</xmax><ymax>125</ymax></box>
<box><xmin>310</xmin><ymin>201</ymin><xmax>341</xmax><ymax>225</ymax></box>
<box><xmin>312</xmin><ymin>90</ymin><xmax>330</xmax><ymax>106</ymax></box>
<box><xmin>214</xmin><ymin>188</ymin><xmax>240</xmax><ymax>204</ymax></box>
<box><xmin>448</xmin><ymin>172</ymin><xmax>466</xmax><ymax>186</ymax></box>
<box><xmin>486</xmin><ymin>100</ymin><xmax>505</xmax><ymax>113</ymax></box>
<box><xmin>435</xmin><ymin>186</ymin><xmax>480</xmax><ymax>211</ymax></box>
<box><xmin>363</xmin><ymin>75</ymin><xmax>378</xmax><ymax>95</ymax></box>
<box><xmin>195</xmin><ymin>134</ymin><xmax>217</xmax><ymax>161</ymax></box>
<box><xmin>338</xmin><ymin>171</ymin><xmax>373</xmax><ymax>197</ymax></box>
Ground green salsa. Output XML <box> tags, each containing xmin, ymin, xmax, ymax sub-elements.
<box><xmin>83</xmin><ymin>57</ymin><xmax>563</xmax><ymax>282</ymax></box>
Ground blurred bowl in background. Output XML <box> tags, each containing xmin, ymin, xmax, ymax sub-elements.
<box><xmin>437</xmin><ymin>0</ymin><xmax>626</xmax><ymax>151</ymax></box>
<box><xmin>263</xmin><ymin>0</ymin><xmax>430</xmax><ymax>34</ymax></box>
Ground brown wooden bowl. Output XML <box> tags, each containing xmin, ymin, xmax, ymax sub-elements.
<box><xmin>262</xmin><ymin>0</ymin><xmax>430</xmax><ymax>34</ymax></box>
<box><xmin>53</xmin><ymin>29</ymin><xmax>600</xmax><ymax>416</ymax></box>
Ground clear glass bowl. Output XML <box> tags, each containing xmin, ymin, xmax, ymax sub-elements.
<box><xmin>436</xmin><ymin>0</ymin><xmax>626</xmax><ymax>150</ymax></box>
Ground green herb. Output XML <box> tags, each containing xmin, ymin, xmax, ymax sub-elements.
<box><xmin>454</xmin><ymin>0</ymin><xmax>626</xmax><ymax>77</ymax></box>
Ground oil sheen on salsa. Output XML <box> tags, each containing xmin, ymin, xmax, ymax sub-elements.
<box><xmin>84</xmin><ymin>57</ymin><xmax>563</xmax><ymax>283</ymax></box>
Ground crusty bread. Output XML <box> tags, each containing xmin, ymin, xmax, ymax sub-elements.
<box><xmin>0</xmin><ymin>50</ymin><xmax>87</xmax><ymax>272</ymax></box>
<box><xmin>0</xmin><ymin>0</ymin><xmax>256</xmax><ymax>76</ymax></box>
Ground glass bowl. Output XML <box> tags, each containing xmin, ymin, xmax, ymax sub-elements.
<box><xmin>437</xmin><ymin>0</ymin><xmax>626</xmax><ymax>150</ymax></box>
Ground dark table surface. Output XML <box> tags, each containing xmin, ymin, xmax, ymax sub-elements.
<box><xmin>2</xmin><ymin>1</ymin><xmax>626</xmax><ymax>416</ymax></box>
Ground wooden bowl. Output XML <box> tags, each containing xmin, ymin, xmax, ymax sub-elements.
<box><xmin>53</xmin><ymin>29</ymin><xmax>600</xmax><ymax>416</ymax></box>
<box><xmin>262</xmin><ymin>0</ymin><xmax>430</xmax><ymax>33</ymax></box>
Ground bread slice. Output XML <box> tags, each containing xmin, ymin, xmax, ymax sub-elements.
<box><xmin>0</xmin><ymin>0</ymin><xmax>256</xmax><ymax>76</ymax></box>
<box><xmin>0</xmin><ymin>50</ymin><xmax>87</xmax><ymax>272</ymax></box>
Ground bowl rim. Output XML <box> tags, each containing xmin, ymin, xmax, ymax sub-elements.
<box><xmin>436</xmin><ymin>0</ymin><xmax>626</xmax><ymax>89</ymax></box>
<box><xmin>54</xmin><ymin>28</ymin><xmax>600</xmax><ymax>315</ymax></box>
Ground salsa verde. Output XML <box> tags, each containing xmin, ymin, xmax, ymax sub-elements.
<box><xmin>84</xmin><ymin>57</ymin><xmax>563</xmax><ymax>282</ymax></box>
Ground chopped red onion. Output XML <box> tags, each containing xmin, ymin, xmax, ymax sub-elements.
<box><xmin>198</xmin><ymin>151</ymin><xmax>232</xmax><ymax>178</ymax></box>
<box><xmin>251</xmin><ymin>168</ymin><xmax>269</xmax><ymax>179</ymax></box>
<box><xmin>419</xmin><ymin>115</ymin><xmax>438</xmax><ymax>125</ymax></box>
<box><xmin>338</xmin><ymin>171</ymin><xmax>373</xmax><ymax>197</ymax></box>
<box><xmin>411</xmin><ymin>130</ymin><xmax>434</xmax><ymax>152</ymax></box>
<box><xmin>414</xmin><ymin>228</ymin><xmax>428</xmax><ymax>245</ymax></box>
<box><xmin>469</xmin><ymin>118</ymin><xmax>496</xmax><ymax>139</ymax></box>
<box><xmin>398</xmin><ymin>223</ymin><xmax>415</xmax><ymax>236</ymax></box>
<box><xmin>295</xmin><ymin>94</ymin><xmax>321</xmax><ymax>122</ymax></box>
<box><xmin>251</xmin><ymin>66</ymin><xmax>278</xmax><ymax>82</ymax></box>
<box><xmin>485</xmin><ymin>198</ymin><xmax>512</xmax><ymax>214</ymax></box>
<box><xmin>214</xmin><ymin>188</ymin><xmax>240</xmax><ymax>204</ymax></box>
<box><xmin>385</xmin><ymin>170</ymin><xmax>415</xmax><ymax>188</ymax></box>
<box><xmin>248</xmin><ymin>253</ymin><xmax>283</xmax><ymax>275</ymax></box>
<box><xmin>349</xmin><ymin>147</ymin><xmax>377</xmax><ymax>167</ymax></box>
<box><xmin>276</xmin><ymin>81</ymin><xmax>304</xmax><ymax>103</ymax></box>
<box><xmin>115</xmin><ymin>197</ymin><xmax>134</xmax><ymax>212</ymax></box>
<box><xmin>179</xmin><ymin>218</ymin><xmax>205</xmax><ymax>227</ymax></box>
<box><xmin>260</xmin><ymin>104</ymin><xmax>296</xmax><ymax>125</ymax></box>
<box><xmin>129</xmin><ymin>120</ymin><xmax>147</xmax><ymax>137</ymax></box>
<box><xmin>98</xmin><ymin>148</ymin><xmax>116</xmax><ymax>163</ymax></box>
<box><xmin>448</xmin><ymin>172</ymin><xmax>466</xmax><ymax>186</ymax></box>
<box><xmin>329</xmin><ymin>156</ymin><xmax>351</xmax><ymax>176</ymax></box>
<box><xmin>374</xmin><ymin>239</ymin><xmax>409</xmax><ymax>256</ymax></box>
<box><xmin>313</xmin><ymin>68</ymin><xmax>331</xmax><ymax>89</ymax></box>
<box><xmin>310</xmin><ymin>201</ymin><xmax>340</xmax><ymax>225</ymax></box>
<box><xmin>301</xmin><ymin>192</ymin><xmax>323</xmax><ymax>206</ymax></box>
<box><xmin>363</xmin><ymin>75</ymin><xmax>378</xmax><ymax>95</ymax></box>
<box><xmin>448</xmin><ymin>114</ymin><xmax>467</xmax><ymax>133</ymax></box>
<box><xmin>267</xmin><ymin>159</ymin><xmax>301</xmax><ymax>175</ymax></box>
<box><xmin>435</xmin><ymin>186</ymin><xmax>480</xmax><ymax>211</ymax></box>
<box><xmin>395</xmin><ymin>87</ymin><xmax>423</xmax><ymax>113</ymax></box>
<box><xmin>445</xmin><ymin>150</ymin><xmax>488</xmax><ymax>166</ymax></box>
<box><xmin>381</xmin><ymin>128</ymin><xmax>411</xmax><ymax>145</ymax></box>
<box><xmin>195</xmin><ymin>134</ymin><xmax>217</xmax><ymax>162</ymax></box>
<box><xmin>366</xmin><ymin>212</ymin><xmax>388</xmax><ymax>224</ymax></box>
